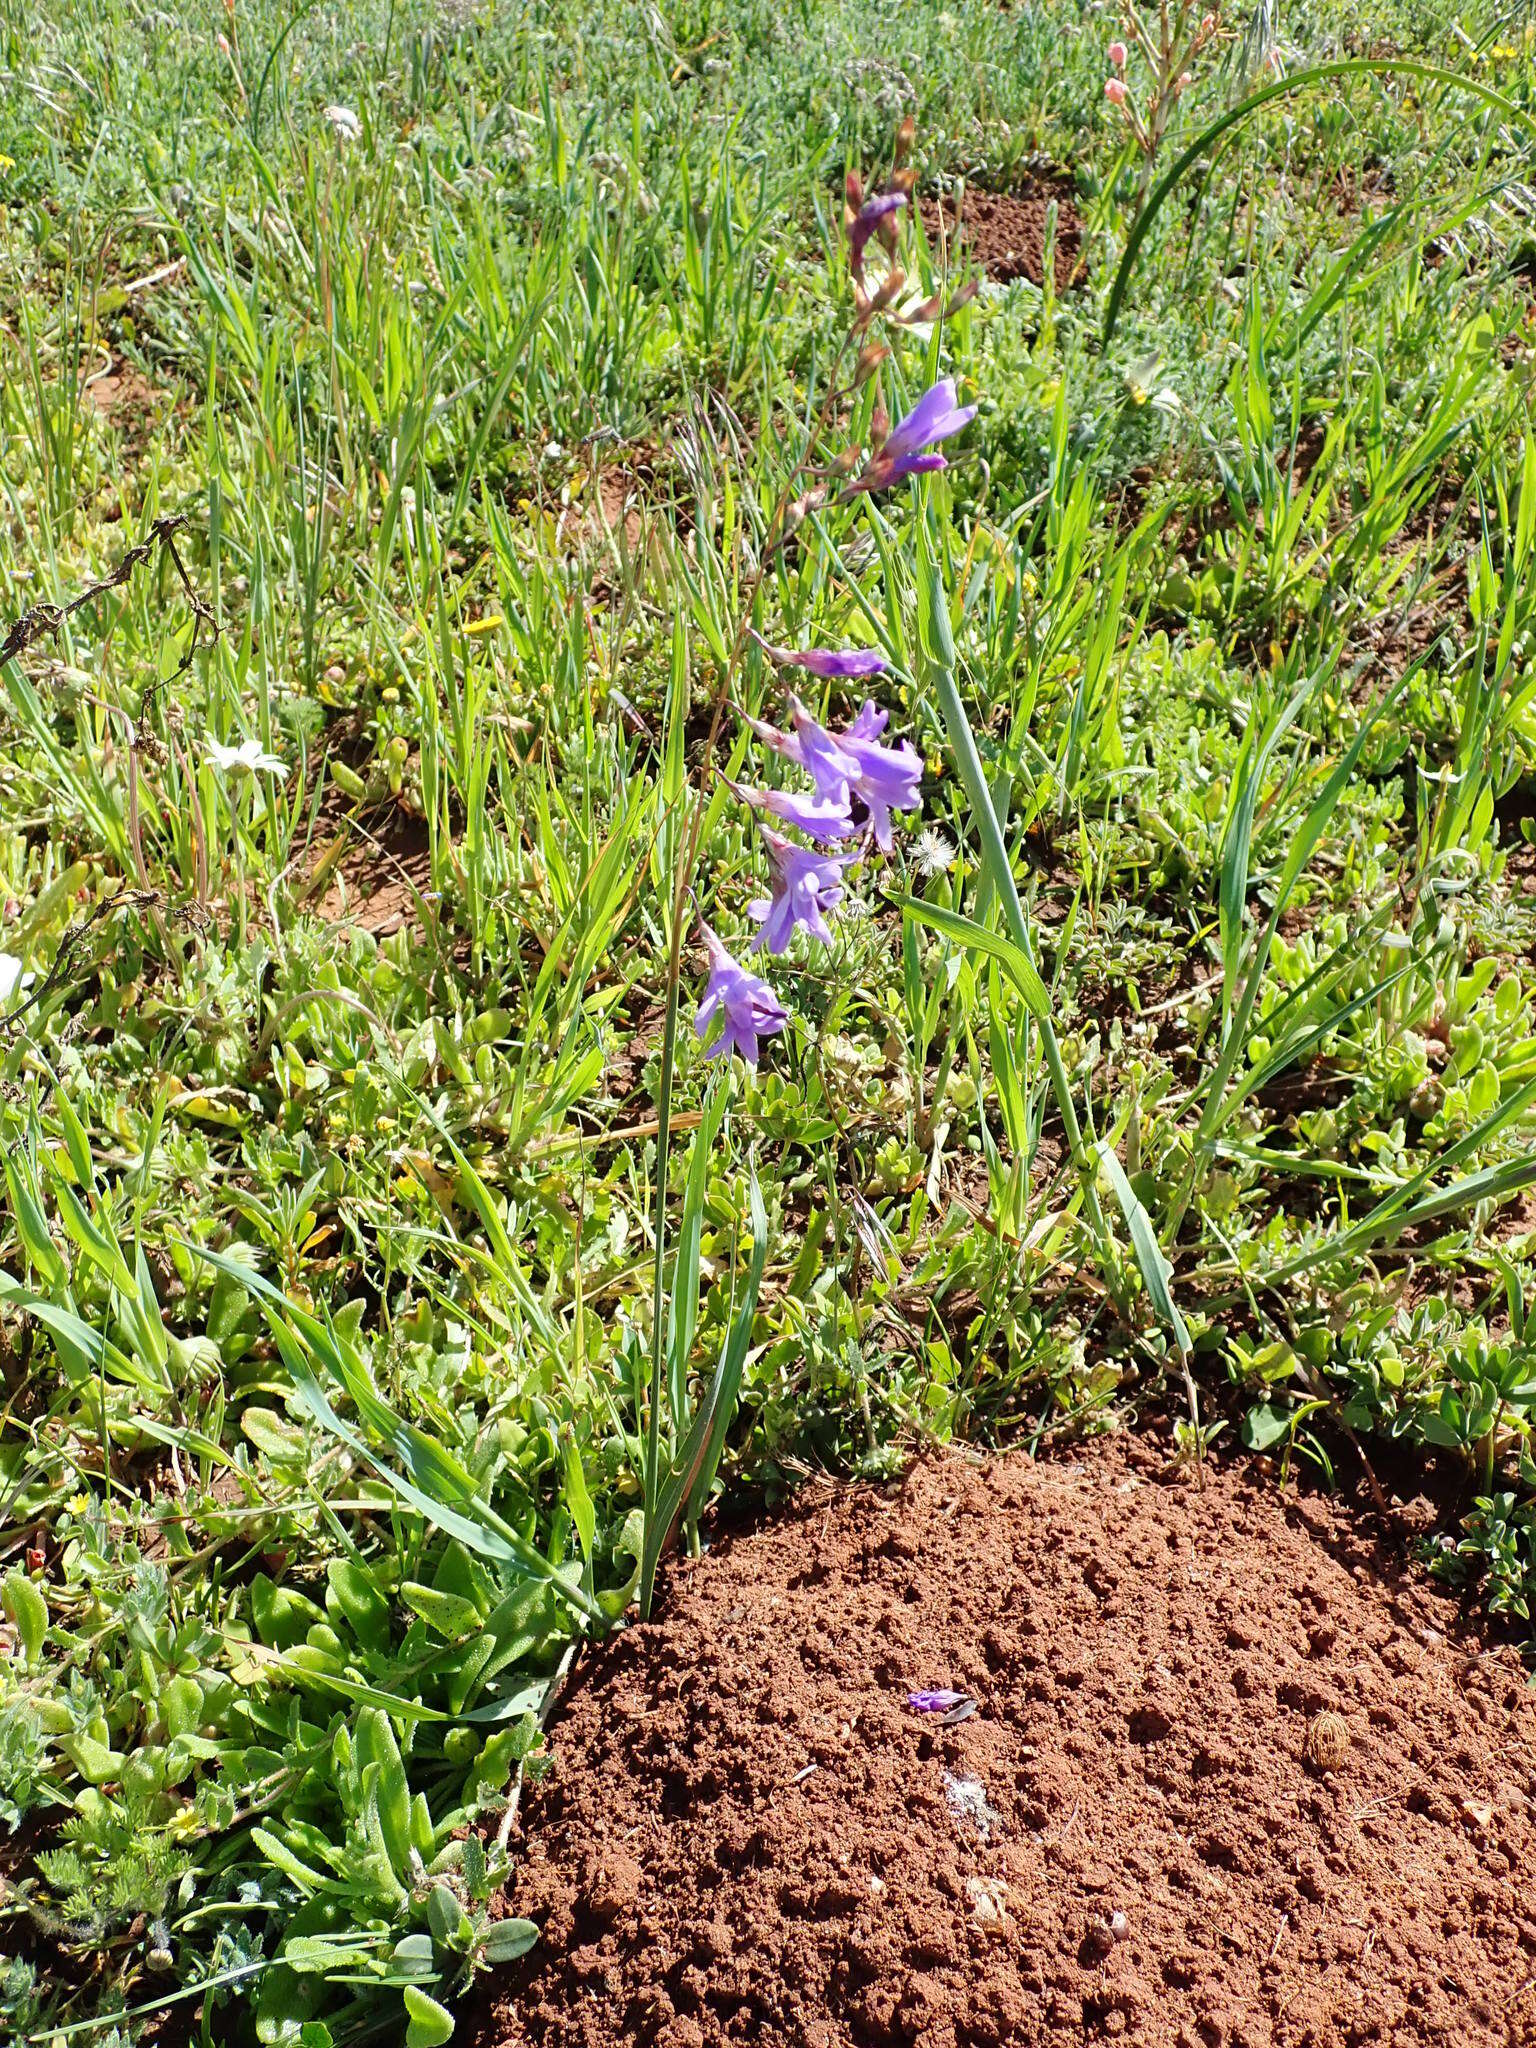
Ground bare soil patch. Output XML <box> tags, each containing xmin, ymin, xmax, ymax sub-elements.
<box><xmin>918</xmin><ymin>180</ymin><xmax>1084</xmax><ymax>291</ymax></box>
<box><xmin>307</xmin><ymin>798</ymin><xmax>435</xmax><ymax>938</ymax></box>
<box><xmin>472</xmin><ymin>1435</ymin><xmax>1536</xmax><ymax>2048</ymax></box>
<box><xmin>83</xmin><ymin>355</ymin><xmax>166</xmax><ymax>453</ymax></box>
<box><xmin>557</xmin><ymin>467</ymin><xmax>647</xmax><ymax>557</ymax></box>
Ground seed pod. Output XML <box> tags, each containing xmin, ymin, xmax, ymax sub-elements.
<box><xmin>1304</xmin><ymin>1710</ymin><xmax>1350</xmax><ymax>1773</ymax></box>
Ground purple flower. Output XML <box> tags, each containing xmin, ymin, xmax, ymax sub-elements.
<box><xmin>849</xmin><ymin>190</ymin><xmax>906</xmax><ymax>275</ymax></box>
<box><xmin>856</xmin><ymin>377</ymin><xmax>977</xmax><ymax>492</ymax></box>
<box><xmin>740</xmin><ymin>695</ymin><xmax>853</xmax><ymax>806</ymax></box>
<box><xmin>838</xmin><ymin>700</ymin><xmax>924</xmax><ymax>851</ymax></box>
<box><xmin>748</xmin><ymin>828</ymin><xmax>857</xmax><ymax>954</ymax></box>
<box><xmin>737</xmin><ymin>698</ymin><xmax>922</xmax><ymax>849</ymax></box>
<box><xmin>738</xmin><ymin>782</ymin><xmax>856</xmax><ymax>843</ymax></box>
<box><xmin>750</xmin><ymin>628</ymin><xmax>888</xmax><ymax>680</ymax></box>
<box><xmin>907</xmin><ymin>1689</ymin><xmax>966</xmax><ymax>1713</ymax></box>
<box><xmin>885</xmin><ymin>378</ymin><xmax>978</xmax><ymax>460</ymax></box>
<box><xmin>694</xmin><ymin>923</ymin><xmax>788</xmax><ymax>1065</ymax></box>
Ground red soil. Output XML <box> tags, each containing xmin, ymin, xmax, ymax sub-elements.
<box><xmin>473</xmin><ymin>1436</ymin><xmax>1536</xmax><ymax>2048</ymax></box>
<box><xmin>918</xmin><ymin>184</ymin><xmax>1084</xmax><ymax>291</ymax></box>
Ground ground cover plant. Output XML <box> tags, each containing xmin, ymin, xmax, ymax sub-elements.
<box><xmin>1</xmin><ymin>0</ymin><xmax>1535</xmax><ymax>2040</ymax></box>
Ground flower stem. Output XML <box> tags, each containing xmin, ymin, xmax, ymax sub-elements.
<box><xmin>920</xmin><ymin>548</ymin><xmax>1115</xmax><ymax>1267</ymax></box>
<box><xmin>639</xmin><ymin>953</ymin><xmax>682</xmax><ymax>1619</ymax></box>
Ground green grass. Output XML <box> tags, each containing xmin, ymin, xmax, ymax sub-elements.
<box><xmin>2</xmin><ymin>0</ymin><xmax>1536</xmax><ymax>2039</ymax></box>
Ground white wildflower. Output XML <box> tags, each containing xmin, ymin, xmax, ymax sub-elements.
<box><xmin>207</xmin><ymin>737</ymin><xmax>287</xmax><ymax>778</ymax></box>
<box><xmin>324</xmin><ymin>104</ymin><xmax>362</xmax><ymax>143</ymax></box>
<box><xmin>914</xmin><ymin>827</ymin><xmax>956</xmax><ymax>877</ymax></box>
<box><xmin>0</xmin><ymin>952</ymin><xmax>29</xmax><ymax>1005</ymax></box>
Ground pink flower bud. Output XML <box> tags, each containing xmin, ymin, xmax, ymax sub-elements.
<box><xmin>1104</xmin><ymin>77</ymin><xmax>1129</xmax><ymax>103</ymax></box>
<box><xmin>216</xmin><ymin>29</ymin><xmax>231</xmax><ymax>53</ymax></box>
<box><xmin>1178</xmin><ymin>70</ymin><xmax>1193</xmax><ymax>88</ymax></box>
<box><xmin>1108</xmin><ymin>40</ymin><xmax>1128</xmax><ymax>68</ymax></box>
<box><xmin>1200</xmin><ymin>11</ymin><xmax>1216</xmax><ymax>30</ymax></box>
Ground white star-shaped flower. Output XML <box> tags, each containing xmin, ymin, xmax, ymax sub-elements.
<box><xmin>207</xmin><ymin>737</ymin><xmax>287</xmax><ymax>778</ymax></box>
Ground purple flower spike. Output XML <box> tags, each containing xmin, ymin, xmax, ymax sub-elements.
<box><xmin>907</xmin><ymin>1689</ymin><xmax>966</xmax><ymax>1714</ymax></box>
<box><xmin>749</xmin><ymin>828</ymin><xmax>856</xmax><ymax>954</ymax></box>
<box><xmin>855</xmin><ymin>378</ymin><xmax>977</xmax><ymax>493</ymax></box>
<box><xmin>839</xmin><ymin>700</ymin><xmax>923</xmax><ymax>851</ymax></box>
<box><xmin>750</xmin><ymin>627</ymin><xmax>887</xmax><ymax>680</ymax></box>
<box><xmin>695</xmin><ymin>923</ymin><xmax>788</xmax><ymax>1065</ymax></box>
<box><xmin>849</xmin><ymin>189</ymin><xmax>906</xmax><ymax>274</ymax></box>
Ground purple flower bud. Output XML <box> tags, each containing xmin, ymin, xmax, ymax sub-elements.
<box><xmin>849</xmin><ymin>190</ymin><xmax>906</xmax><ymax>275</ymax></box>
<box><xmin>750</xmin><ymin>628</ymin><xmax>887</xmax><ymax>679</ymax></box>
<box><xmin>907</xmin><ymin>1689</ymin><xmax>966</xmax><ymax>1713</ymax></box>
<box><xmin>694</xmin><ymin>923</ymin><xmax>788</xmax><ymax>1065</ymax></box>
<box><xmin>748</xmin><ymin>828</ymin><xmax>857</xmax><ymax>954</ymax></box>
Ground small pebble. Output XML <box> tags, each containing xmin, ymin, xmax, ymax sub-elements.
<box><xmin>965</xmin><ymin>1875</ymin><xmax>1008</xmax><ymax>1935</ymax></box>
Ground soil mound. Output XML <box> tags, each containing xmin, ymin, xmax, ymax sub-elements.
<box><xmin>475</xmin><ymin>1437</ymin><xmax>1536</xmax><ymax>2048</ymax></box>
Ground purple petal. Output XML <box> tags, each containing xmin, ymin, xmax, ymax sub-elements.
<box><xmin>852</xmin><ymin>450</ymin><xmax>951</xmax><ymax>495</ymax></box>
<box><xmin>884</xmin><ymin>379</ymin><xmax>954</xmax><ymax>459</ymax></box>
<box><xmin>855</xmin><ymin>192</ymin><xmax>906</xmax><ymax>229</ymax></box>
<box><xmin>907</xmin><ymin>1689</ymin><xmax>966</xmax><ymax>1713</ymax></box>
<box><xmin>839</xmin><ymin>722</ymin><xmax>922</xmax><ymax>851</ymax></box>
<box><xmin>886</xmin><ymin>452</ymin><xmax>950</xmax><ymax>483</ymax></box>
<box><xmin>850</xmin><ymin>190</ymin><xmax>905</xmax><ymax>268</ymax></box>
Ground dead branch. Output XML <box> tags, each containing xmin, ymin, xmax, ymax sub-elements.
<box><xmin>0</xmin><ymin>515</ymin><xmax>216</xmax><ymax>682</ymax></box>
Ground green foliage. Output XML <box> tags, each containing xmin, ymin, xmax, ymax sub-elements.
<box><xmin>2</xmin><ymin>0</ymin><xmax>1536</xmax><ymax>2042</ymax></box>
